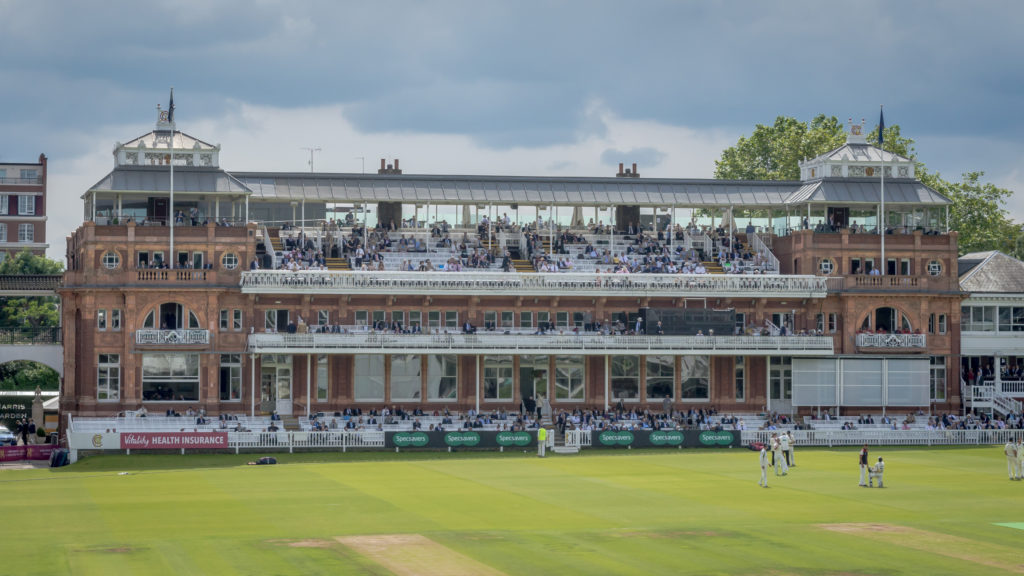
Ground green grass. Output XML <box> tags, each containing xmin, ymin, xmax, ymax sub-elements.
<box><xmin>2</xmin><ymin>446</ymin><xmax>1022</xmax><ymax>575</ymax></box>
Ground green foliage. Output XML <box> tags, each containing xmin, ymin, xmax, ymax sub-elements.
<box><xmin>0</xmin><ymin>360</ymin><xmax>59</xmax><ymax>391</ymax></box>
<box><xmin>714</xmin><ymin>114</ymin><xmax>846</xmax><ymax>180</ymax></box>
<box><xmin>0</xmin><ymin>249</ymin><xmax>63</xmax><ymax>275</ymax></box>
<box><xmin>0</xmin><ymin>250</ymin><xmax>62</xmax><ymax>330</ymax></box>
<box><xmin>927</xmin><ymin>171</ymin><xmax>1022</xmax><ymax>256</ymax></box>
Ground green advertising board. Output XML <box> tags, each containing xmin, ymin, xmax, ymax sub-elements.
<box><xmin>386</xmin><ymin>430</ymin><xmax>538</xmax><ymax>449</ymax></box>
<box><xmin>591</xmin><ymin>429</ymin><xmax>740</xmax><ymax>449</ymax></box>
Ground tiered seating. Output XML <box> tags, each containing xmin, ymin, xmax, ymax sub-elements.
<box><xmin>71</xmin><ymin>415</ymin><xmax>271</xmax><ymax>432</ymax></box>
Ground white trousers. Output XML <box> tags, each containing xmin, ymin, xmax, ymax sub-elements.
<box><xmin>538</xmin><ymin>441</ymin><xmax>545</xmax><ymax>457</ymax></box>
<box><xmin>760</xmin><ymin>466</ymin><xmax>768</xmax><ymax>486</ymax></box>
<box><xmin>786</xmin><ymin>448</ymin><xmax>795</xmax><ymax>466</ymax></box>
<box><xmin>859</xmin><ymin>465</ymin><xmax>867</xmax><ymax>485</ymax></box>
<box><xmin>1009</xmin><ymin>457</ymin><xmax>1018</xmax><ymax>478</ymax></box>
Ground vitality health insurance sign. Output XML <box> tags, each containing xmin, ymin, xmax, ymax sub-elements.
<box><xmin>120</xmin><ymin>432</ymin><xmax>229</xmax><ymax>450</ymax></box>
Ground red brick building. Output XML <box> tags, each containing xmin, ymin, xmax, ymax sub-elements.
<box><xmin>0</xmin><ymin>154</ymin><xmax>48</xmax><ymax>260</ymax></box>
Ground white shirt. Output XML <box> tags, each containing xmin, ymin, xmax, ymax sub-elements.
<box><xmin>759</xmin><ymin>448</ymin><xmax>769</xmax><ymax>468</ymax></box>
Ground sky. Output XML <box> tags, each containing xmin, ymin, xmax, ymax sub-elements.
<box><xmin>1</xmin><ymin>0</ymin><xmax>1023</xmax><ymax>262</ymax></box>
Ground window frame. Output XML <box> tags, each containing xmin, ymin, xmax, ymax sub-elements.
<box><xmin>97</xmin><ymin>353</ymin><xmax>120</xmax><ymax>401</ymax></box>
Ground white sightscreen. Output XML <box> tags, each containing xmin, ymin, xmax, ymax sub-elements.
<box><xmin>841</xmin><ymin>358</ymin><xmax>884</xmax><ymax>406</ymax></box>
<box><xmin>886</xmin><ymin>358</ymin><xmax>930</xmax><ymax>406</ymax></box>
<box><xmin>792</xmin><ymin>358</ymin><xmax>837</xmax><ymax>406</ymax></box>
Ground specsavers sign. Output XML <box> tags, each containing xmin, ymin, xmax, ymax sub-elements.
<box><xmin>386</xmin><ymin>430</ymin><xmax>537</xmax><ymax>449</ymax></box>
<box><xmin>594</xmin><ymin>429</ymin><xmax>739</xmax><ymax>448</ymax></box>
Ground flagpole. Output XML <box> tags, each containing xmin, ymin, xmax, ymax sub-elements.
<box><xmin>879</xmin><ymin>105</ymin><xmax>885</xmax><ymax>276</ymax></box>
<box><xmin>169</xmin><ymin>88</ymin><xmax>176</xmax><ymax>269</ymax></box>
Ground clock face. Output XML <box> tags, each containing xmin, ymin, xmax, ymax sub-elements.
<box><xmin>159</xmin><ymin>110</ymin><xmax>169</xmax><ymax>122</ymax></box>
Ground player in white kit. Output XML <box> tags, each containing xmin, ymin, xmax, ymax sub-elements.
<box><xmin>1005</xmin><ymin>440</ymin><xmax>1018</xmax><ymax>480</ymax></box>
<box><xmin>759</xmin><ymin>445</ymin><xmax>769</xmax><ymax>487</ymax></box>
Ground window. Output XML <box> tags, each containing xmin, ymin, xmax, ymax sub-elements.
<box><xmin>233</xmin><ymin>309</ymin><xmax>243</xmax><ymax>331</ymax></box>
<box><xmin>97</xmin><ymin>310</ymin><xmax>107</xmax><ymax>331</ymax></box>
<box><xmin>444</xmin><ymin>311</ymin><xmax>458</xmax><ymax>328</ymax></box>
<box><xmin>646</xmin><ymin>355</ymin><xmax>675</xmax><ymax>400</ymax></box>
<box><xmin>734</xmin><ymin>313</ymin><xmax>745</xmax><ymax>335</ymax></box>
<box><xmin>554</xmin><ymin>355</ymin><xmax>584</xmax><ymax>400</ymax></box>
<box><xmin>555</xmin><ymin>311</ymin><xmax>569</xmax><ymax>328</ymax></box>
<box><xmin>501</xmin><ymin>311</ymin><xmax>514</xmax><ymax>329</ymax></box>
<box><xmin>483</xmin><ymin>356</ymin><xmax>514</xmax><ymax>400</ymax></box>
<box><xmin>409</xmin><ymin>311</ymin><xmax>421</xmax><ymax>330</ymax></box>
<box><xmin>927</xmin><ymin>260</ymin><xmax>942</xmax><ymax>276</ymax></box>
<box><xmin>18</xmin><ymin>223</ymin><xmax>33</xmax><ymax>243</ymax></box>
<box><xmin>390</xmin><ymin>354</ymin><xmax>421</xmax><ymax>401</ymax></box>
<box><xmin>142</xmin><ymin>353</ymin><xmax>200</xmax><ymax>401</ymax></box>
<box><xmin>962</xmin><ymin>306</ymin><xmax>996</xmax><ymax>332</ymax></box>
<box><xmin>0</xmin><ymin>195</ymin><xmax>6</xmax><ymax>215</ymax></box>
<box><xmin>818</xmin><ymin>258</ymin><xmax>834</xmax><ymax>275</ymax></box>
<box><xmin>930</xmin><ymin>356</ymin><xmax>946</xmax><ymax>401</ymax></box>
<box><xmin>427</xmin><ymin>311</ymin><xmax>440</xmax><ymax>329</ymax></box>
<box><xmin>192</xmin><ymin>251</ymin><xmax>205</xmax><ymax>269</ymax></box>
<box><xmin>769</xmin><ymin>356</ymin><xmax>792</xmax><ymax>401</ymax></box>
<box><xmin>938</xmin><ymin>314</ymin><xmax>947</xmax><ymax>335</ymax></box>
<box><xmin>428</xmin><ymin>354</ymin><xmax>458</xmax><ymax>400</ymax></box>
<box><xmin>572</xmin><ymin>312</ymin><xmax>585</xmax><ymax>328</ymax></box>
<box><xmin>928</xmin><ymin>313</ymin><xmax>935</xmax><ymax>334</ymax></box>
<box><xmin>681</xmin><ymin>356</ymin><xmax>710</xmax><ymax>400</ymax></box>
<box><xmin>372</xmin><ymin>310</ymin><xmax>385</xmax><ymax>327</ymax></box>
<box><xmin>484</xmin><ymin>311</ymin><xmax>497</xmax><ymax>329</ymax></box>
<box><xmin>265</xmin><ymin>309</ymin><xmax>288</xmax><ymax>331</ymax></box>
<box><xmin>220</xmin><ymin>310</ymin><xmax>229</xmax><ymax>330</ymax></box>
<box><xmin>391</xmin><ymin>311</ymin><xmax>404</xmax><ymax>327</ymax></box>
<box><xmin>611</xmin><ymin>355</ymin><xmax>640</xmax><ymax>401</ymax></box>
<box><xmin>111</xmin><ymin>309</ymin><xmax>121</xmax><ymax>331</ymax></box>
<box><xmin>20</xmin><ymin>169</ymin><xmax>37</xmax><ymax>181</ymax></box>
<box><xmin>0</xmin><ymin>223</ymin><xmax>6</xmax><ymax>241</ymax></box>
<box><xmin>97</xmin><ymin>354</ymin><xmax>120</xmax><ymax>401</ymax></box>
<box><xmin>520</xmin><ymin>311</ymin><xmax>533</xmax><ymax>328</ymax></box>
<box><xmin>18</xmin><ymin>195</ymin><xmax>34</xmax><ymax>215</ymax></box>
<box><xmin>316</xmin><ymin>355</ymin><xmax>329</xmax><ymax>401</ymax></box>
<box><xmin>143</xmin><ymin>310</ymin><xmax>155</xmax><ymax>328</ymax></box>
<box><xmin>538</xmin><ymin>311</ymin><xmax>550</xmax><ymax>330</ymax></box>
<box><xmin>815</xmin><ymin>313</ymin><xmax>824</xmax><ymax>333</ymax></box>
<box><xmin>734</xmin><ymin>356</ymin><xmax>745</xmax><ymax>401</ymax></box>
<box><xmin>355</xmin><ymin>310</ymin><xmax>369</xmax><ymax>326</ymax></box>
<box><xmin>900</xmin><ymin>259</ymin><xmax>911</xmax><ymax>276</ymax></box>
<box><xmin>998</xmin><ymin>306</ymin><xmax>1024</xmax><ymax>332</ymax></box>
<box><xmin>153</xmin><ymin>252</ymin><xmax>165</xmax><ymax>266</ymax></box>
<box><xmin>318</xmin><ymin>310</ymin><xmax>329</xmax><ymax>326</ymax></box>
<box><xmin>221</xmin><ymin>252</ymin><xmax>239</xmax><ymax>270</ymax></box>
<box><xmin>850</xmin><ymin>258</ymin><xmax>862</xmax><ymax>275</ymax></box>
<box><xmin>354</xmin><ymin>355</ymin><xmax>385</xmax><ymax>401</ymax></box>
<box><xmin>827</xmin><ymin>313</ymin><xmax>837</xmax><ymax>333</ymax></box>
<box><xmin>188</xmin><ymin>311</ymin><xmax>201</xmax><ymax>329</ymax></box>
<box><xmin>219</xmin><ymin>354</ymin><xmax>242</xmax><ymax>401</ymax></box>
<box><xmin>102</xmin><ymin>251</ymin><xmax>120</xmax><ymax>269</ymax></box>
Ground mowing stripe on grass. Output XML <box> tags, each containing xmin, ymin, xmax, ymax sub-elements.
<box><xmin>337</xmin><ymin>534</ymin><xmax>505</xmax><ymax>576</ymax></box>
<box><xmin>995</xmin><ymin>522</ymin><xmax>1024</xmax><ymax>531</ymax></box>
<box><xmin>819</xmin><ymin>523</ymin><xmax>1024</xmax><ymax>573</ymax></box>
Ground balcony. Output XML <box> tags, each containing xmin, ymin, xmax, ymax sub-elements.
<box><xmin>135</xmin><ymin>329</ymin><xmax>210</xmax><ymax>346</ymax></box>
<box><xmin>246</xmin><ymin>332</ymin><xmax>834</xmax><ymax>356</ymax></box>
<box><xmin>826</xmin><ymin>275</ymin><xmax>959</xmax><ymax>293</ymax></box>
<box><xmin>240</xmin><ymin>271</ymin><xmax>829</xmax><ymax>299</ymax></box>
<box><xmin>855</xmin><ymin>333</ymin><xmax>926</xmax><ymax>349</ymax></box>
<box><xmin>0</xmin><ymin>177</ymin><xmax>43</xmax><ymax>185</ymax></box>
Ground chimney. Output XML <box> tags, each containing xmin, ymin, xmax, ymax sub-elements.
<box><xmin>394</xmin><ymin>159</ymin><xmax>400</xmax><ymax>172</ymax></box>
<box><xmin>632</xmin><ymin>163</ymin><xmax>638</xmax><ymax>177</ymax></box>
<box><xmin>379</xmin><ymin>158</ymin><xmax>386</xmax><ymax>174</ymax></box>
<box><xmin>378</xmin><ymin>158</ymin><xmax>403</xmax><ymax>175</ymax></box>
<box><xmin>618</xmin><ymin>162</ymin><xmax>624</xmax><ymax>176</ymax></box>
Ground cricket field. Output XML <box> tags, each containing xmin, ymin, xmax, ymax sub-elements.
<box><xmin>1</xmin><ymin>446</ymin><xmax>1021</xmax><ymax>575</ymax></box>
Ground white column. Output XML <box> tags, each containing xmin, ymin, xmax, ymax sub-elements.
<box><xmin>604</xmin><ymin>355</ymin><xmax>610</xmax><ymax>411</ymax></box>
<box><xmin>475</xmin><ymin>356</ymin><xmax>481</xmax><ymax>414</ymax></box>
<box><xmin>306</xmin><ymin>353</ymin><xmax>312</xmax><ymax>419</ymax></box>
<box><xmin>250</xmin><ymin>354</ymin><xmax>257</xmax><ymax>417</ymax></box>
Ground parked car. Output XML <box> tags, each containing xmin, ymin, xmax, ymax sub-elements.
<box><xmin>0</xmin><ymin>425</ymin><xmax>16</xmax><ymax>446</ymax></box>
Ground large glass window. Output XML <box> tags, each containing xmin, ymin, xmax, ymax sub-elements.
<box><xmin>520</xmin><ymin>311</ymin><xmax>533</xmax><ymax>329</ymax></box>
<box><xmin>680</xmin><ymin>356</ymin><xmax>710</xmax><ymax>400</ymax></box>
<box><xmin>142</xmin><ymin>353</ymin><xmax>200</xmax><ymax>401</ymax></box>
<box><xmin>18</xmin><ymin>195</ymin><xmax>34</xmax><ymax>216</ymax></box>
<box><xmin>18</xmin><ymin>223</ymin><xmax>33</xmax><ymax>243</ymax></box>
<box><xmin>408</xmin><ymin>311</ymin><xmax>421</xmax><ymax>330</ymax></box>
<box><xmin>554</xmin><ymin>355</ymin><xmax>584</xmax><ymax>400</ymax></box>
<box><xmin>220</xmin><ymin>309</ymin><xmax>230</xmax><ymax>330</ymax></box>
<box><xmin>444</xmin><ymin>311</ymin><xmax>458</xmax><ymax>329</ymax></box>
<box><xmin>97</xmin><ymin>354</ymin><xmax>120</xmax><ymax>401</ymax></box>
<box><xmin>770</xmin><ymin>356</ymin><xmax>792</xmax><ymax>401</ymax></box>
<box><xmin>483</xmin><ymin>355</ymin><xmax>513</xmax><ymax>400</ymax></box>
<box><xmin>316</xmin><ymin>355</ymin><xmax>329</xmax><ymax>401</ymax></box>
<box><xmin>735</xmin><ymin>356</ymin><xmax>745</xmax><ymax>401</ymax></box>
<box><xmin>219</xmin><ymin>354</ymin><xmax>241</xmax><ymax>401</ymax></box>
<box><xmin>390</xmin><ymin>354</ymin><xmax>421</xmax><ymax>401</ymax></box>
<box><xmin>646</xmin><ymin>355</ymin><xmax>675</xmax><ymax>400</ymax></box>
<box><xmin>97</xmin><ymin>310</ymin><xmax>107</xmax><ymax>331</ymax></box>
<box><xmin>0</xmin><ymin>195</ymin><xmax>6</xmax><ymax>215</ymax></box>
<box><xmin>501</xmin><ymin>311</ymin><xmax>514</xmax><ymax>329</ymax></box>
<box><xmin>354</xmin><ymin>355</ymin><xmax>385</xmax><ymax>401</ymax></box>
<box><xmin>611</xmin><ymin>355</ymin><xmax>640</xmax><ymax>400</ymax></box>
<box><xmin>930</xmin><ymin>356</ymin><xmax>946</xmax><ymax>401</ymax></box>
<box><xmin>428</xmin><ymin>311</ymin><xmax>440</xmax><ymax>329</ymax></box>
<box><xmin>0</xmin><ymin>223</ymin><xmax>7</xmax><ymax>241</ymax></box>
<box><xmin>962</xmin><ymin>306</ymin><xmax>996</xmax><ymax>332</ymax></box>
<box><xmin>427</xmin><ymin>354</ymin><xmax>458</xmax><ymax>400</ymax></box>
<box><xmin>520</xmin><ymin>355</ymin><xmax>549</xmax><ymax>403</ymax></box>
<box><xmin>233</xmin><ymin>309</ymin><xmax>243</xmax><ymax>331</ymax></box>
<box><xmin>998</xmin><ymin>306</ymin><xmax>1024</xmax><ymax>332</ymax></box>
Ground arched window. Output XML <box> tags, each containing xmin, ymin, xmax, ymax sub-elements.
<box><xmin>865</xmin><ymin>307</ymin><xmax>912</xmax><ymax>333</ymax></box>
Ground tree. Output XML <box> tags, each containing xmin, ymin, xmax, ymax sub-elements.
<box><xmin>716</xmin><ymin>115</ymin><xmax>1022</xmax><ymax>256</ymax></box>
<box><xmin>714</xmin><ymin>115</ymin><xmax>846</xmax><ymax>181</ymax></box>
<box><xmin>0</xmin><ymin>250</ymin><xmax>63</xmax><ymax>331</ymax></box>
<box><xmin>0</xmin><ymin>249</ymin><xmax>63</xmax><ymax>275</ymax></box>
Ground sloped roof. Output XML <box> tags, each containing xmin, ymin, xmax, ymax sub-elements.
<box><xmin>120</xmin><ymin>130</ymin><xmax>217</xmax><ymax>150</ymax></box>
<box><xmin>785</xmin><ymin>178</ymin><xmax>951</xmax><ymax>205</ymax></box>
<box><xmin>805</xmin><ymin>142</ymin><xmax>912</xmax><ymax>165</ymax></box>
<box><xmin>959</xmin><ymin>251</ymin><xmax>1024</xmax><ymax>293</ymax></box>
<box><xmin>84</xmin><ymin>166</ymin><xmax>251</xmax><ymax>198</ymax></box>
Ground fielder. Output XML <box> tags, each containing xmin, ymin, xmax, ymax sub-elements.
<box><xmin>772</xmin><ymin>433</ymin><xmax>787</xmax><ymax>476</ymax></box>
<box><xmin>858</xmin><ymin>444</ymin><xmax>869</xmax><ymax>486</ymax></box>
<box><xmin>1017</xmin><ymin>438</ymin><xmax>1024</xmax><ymax>481</ymax></box>
<box><xmin>1005</xmin><ymin>439</ymin><xmax>1019</xmax><ymax>480</ymax></box>
<box><xmin>759</xmin><ymin>444</ymin><xmax>769</xmax><ymax>487</ymax></box>
<box><xmin>537</xmin><ymin>427</ymin><xmax>547</xmax><ymax>457</ymax></box>
<box><xmin>868</xmin><ymin>457</ymin><xmax>885</xmax><ymax>488</ymax></box>
<box><xmin>786</xmin><ymin>431</ymin><xmax>796</xmax><ymax>467</ymax></box>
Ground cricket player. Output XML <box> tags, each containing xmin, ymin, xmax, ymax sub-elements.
<box><xmin>537</xmin><ymin>427</ymin><xmax>547</xmax><ymax>457</ymax></box>
<box><xmin>1017</xmin><ymin>438</ymin><xmax>1024</xmax><ymax>480</ymax></box>
<box><xmin>779</xmin><ymin>432</ymin><xmax>791</xmax><ymax>470</ymax></box>
<box><xmin>869</xmin><ymin>457</ymin><xmax>885</xmax><ymax>488</ymax></box>
<box><xmin>1005</xmin><ymin>439</ymin><xmax>1018</xmax><ymax>480</ymax></box>
<box><xmin>772</xmin><ymin>434</ymin><xmax>787</xmax><ymax>476</ymax></box>
<box><xmin>759</xmin><ymin>444</ymin><xmax>770</xmax><ymax>487</ymax></box>
<box><xmin>786</xmin><ymin>431</ymin><xmax>796</xmax><ymax>467</ymax></box>
<box><xmin>858</xmin><ymin>444</ymin><xmax>869</xmax><ymax>486</ymax></box>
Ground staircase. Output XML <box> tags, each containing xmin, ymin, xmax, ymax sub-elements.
<box><xmin>280</xmin><ymin>415</ymin><xmax>301</xmax><ymax>432</ymax></box>
<box><xmin>512</xmin><ymin>259</ymin><xmax>534</xmax><ymax>272</ymax></box>
<box><xmin>325</xmin><ymin>257</ymin><xmax>350</xmax><ymax>271</ymax></box>
<box><xmin>266</xmin><ymin>227</ymin><xmax>285</xmax><ymax>253</ymax></box>
<box><xmin>702</xmin><ymin>261</ymin><xmax>726</xmax><ymax>274</ymax></box>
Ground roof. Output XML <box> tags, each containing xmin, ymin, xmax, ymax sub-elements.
<box><xmin>959</xmin><ymin>251</ymin><xmax>1024</xmax><ymax>293</ymax></box>
<box><xmin>786</xmin><ymin>178</ymin><xmax>951</xmax><ymax>205</ymax></box>
<box><xmin>805</xmin><ymin>142</ymin><xmax>913</xmax><ymax>165</ymax></box>
<box><xmin>85</xmin><ymin>166</ymin><xmax>252</xmax><ymax>198</ymax></box>
<box><xmin>120</xmin><ymin>130</ymin><xmax>217</xmax><ymax>150</ymax></box>
<box><xmin>0</xmin><ymin>274</ymin><xmax>63</xmax><ymax>294</ymax></box>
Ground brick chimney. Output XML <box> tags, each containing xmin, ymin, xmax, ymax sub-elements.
<box><xmin>615</xmin><ymin>162</ymin><xmax>640</xmax><ymax>178</ymax></box>
<box><xmin>378</xmin><ymin>158</ymin><xmax>403</xmax><ymax>175</ymax></box>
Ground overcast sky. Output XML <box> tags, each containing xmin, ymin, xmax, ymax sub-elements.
<box><xmin>1</xmin><ymin>0</ymin><xmax>1022</xmax><ymax>261</ymax></box>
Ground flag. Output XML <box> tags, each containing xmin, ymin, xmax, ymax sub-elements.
<box><xmin>168</xmin><ymin>88</ymin><xmax>175</xmax><ymax>123</ymax></box>
<box><xmin>876</xmin><ymin>105</ymin><xmax>884</xmax><ymax>145</ymax></box>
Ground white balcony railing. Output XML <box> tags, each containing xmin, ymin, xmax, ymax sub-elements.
<box><xmin>135</xmin><ymin>329</ymin><xmax>210</xmax><ymax>345</ymax></box>
<box><xmin>247</xmin><ymin>332</ymin><xmax>834</xmax><ymax>356</ymax></box>
<box><xmin>855</xmin><ymin>333</ymin><xmax>926</xmax><ymax>348</ymax></box>
<box><xmin>240</xmin><ymin>270</ymin><xmax>828</xmax><ymax>298</ymax></box>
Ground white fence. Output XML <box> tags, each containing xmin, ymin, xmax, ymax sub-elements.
<box><xmin>564</xmin><ymin>428</ymin><xmax>1023</xmax><ymax>449</ymax></box>
<box><xmin>228</xmin><ymin>430</ymin><xmax>385</xmax><ymax>452</ymax></box>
